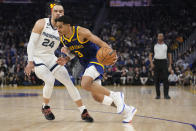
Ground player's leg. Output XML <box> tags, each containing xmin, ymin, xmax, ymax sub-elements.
<box><xmin>154</xmin><ymin>65</ymin><xmax>161</xmax><ymax>99</ymax></box>
<box><xmin>53</xmin><ymin>66</ymin><xmax>93</xmax><ymax>122</ymax></box>
<box><xmin>91</xmin><ymin>81</ymin><xmax>137</xmax><ymax>123</ymax></box>
<box><xmin>34</xmin><ymin>65</ymin><xmax>55</xmax><ymax>120</ymax></box>
<box><xmin>91</xmin><ymin>80</ymin><xmax>116</xmax><ymax>107</ymax></box>
<box><xmin>162</xmin><ymin>64</ymin><xmax>170</xmax><ymax>99</ymax></box>
<box><xmin>82</xmin><ymin>65</ymin><xmax>137</xmax><ymax>122</ymax></box>
<box><xmin>81</xmin><ymin>65</ymin><xmax>125</xmax><ymax>113</ymax></box>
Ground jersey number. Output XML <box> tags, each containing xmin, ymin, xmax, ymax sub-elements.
<box><xmin>42</xmin><ymin>38</ymin><xmax>55</xmax><ymax>48</ymax></box>
<box><xmin>74</xmin><ymin>51</ymin><xmax>83</xmax><ymax>57</ymax></box>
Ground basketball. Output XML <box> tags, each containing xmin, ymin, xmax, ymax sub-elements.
<box><xmin>96</xmin><ymin>47</ymin><xmax>117</xmax><ymax>65</ymax></box>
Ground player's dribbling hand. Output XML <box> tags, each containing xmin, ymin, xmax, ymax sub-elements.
<box><xmin>57</xmin><ymin>57</ymin><xmax>68</xmax><ymax>66</ymax></box>
<box><xmin>24</xmin><ymin>61</ymin><xmax>34</xmax><ymax>77</ymax></box>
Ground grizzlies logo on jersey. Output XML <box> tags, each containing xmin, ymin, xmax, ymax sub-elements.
<box><xmin>34</xmin><ymin>18</ymin><xmax>60</xmax><ymax>56</ymax></box>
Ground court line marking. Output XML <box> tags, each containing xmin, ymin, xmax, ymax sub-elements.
<box><xmin>15</xmin><ymin>106</ymin><xmax>196</xmax><ymax>131</ymax></box>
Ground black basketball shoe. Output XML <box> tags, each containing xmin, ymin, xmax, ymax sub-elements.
<box><xmin>81</xmin><ymin>109</ymin><xmax>94</xmax><ymax>122</ymax></box>
<box><xmin>42</xmin><ymin>105</ymin><xmax>55</xmax><ymax>120</ymax></box>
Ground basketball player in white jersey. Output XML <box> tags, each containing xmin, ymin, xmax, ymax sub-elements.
<box><xmin>24</xmin><ymin>4</ymin><xmax>93</xmax><ymax>122</ymax></box>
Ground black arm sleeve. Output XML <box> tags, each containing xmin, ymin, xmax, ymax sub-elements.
<box><xmin>150</xmin><ymin>43</ymin><xmax>154</xmax><ymax>54</ymax></box>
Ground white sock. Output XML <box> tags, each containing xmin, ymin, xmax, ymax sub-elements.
<box><xmin>109</xmin><ymin>91</ymin><xmax>114</xmax><ymax>97</ymax></box>
<box><xmin>78</xmin><ymin>106</ymin><xmax>86</xmax><ymax>113</ymax></box>
<box><xmin>102</xmin><ymin>95</ymin><xmax>113</xmax><ymax>106</ymax></box>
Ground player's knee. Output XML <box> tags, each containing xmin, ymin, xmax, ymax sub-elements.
<box><xmin>81</xmin><ymin>80</ymin><xmax>92</xmax><ymax>91</ymax></box>
<box><xmin>45</xmin><ymin>76</ymin><xmax>55</xmax><ymax>87</ymax></box>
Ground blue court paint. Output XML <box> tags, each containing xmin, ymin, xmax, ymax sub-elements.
<box><xmin>0</xmin><ymin>93</ymin><xmax>39</xmax><ymax>97</ymax></box>
<box><xmin>15</xmin><ymin>106</ymin><xmax>196</xmax><ymax>131</ymax></box>
<box><xmin>191</xmin><ymin>124</ymin><xmax>196</xmax><ymax>130</ymax></box>
<box><xmin>135</xmin><ymin>114</ymin><xmax>196</xmax><ymax>131</ymax></box>
<box><xmin>58</xmin><ymin>108</ymin><xmax>196</xmax><ymax>131</ymax></box>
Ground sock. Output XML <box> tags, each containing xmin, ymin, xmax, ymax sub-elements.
<box><xmin>102</xmin><ymin>95</ymin><xmax>113</xmax><ymax>106</ymax></box>
<box><xmin>109</xmin><ymin>91</ymin><xmax>114</xmax><ymax>97</ymax></box>
<box><xmin>78</xmin><ymin>106</ymin><xmax>86</xmax><ymax>113</ymax></box>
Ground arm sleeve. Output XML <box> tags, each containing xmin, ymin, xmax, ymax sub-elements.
<box><xmin>150</xmin><ymin>44</ymin><xmax>154</xmax><ymax>54</ymax></box>
<box><xmin>27</xmin><ymin>32</ymin><xmax>40</xmax><ymax>61</ymax></box>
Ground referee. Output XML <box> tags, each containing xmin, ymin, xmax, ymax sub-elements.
<box><xmin>149</xmin><ymin>33</ymin><xmax>172</xmax><ymax>99</ymax></box>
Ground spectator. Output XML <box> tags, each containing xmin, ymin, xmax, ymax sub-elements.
<box><xmin>120</xmin><ymin>66</ymin><xmax>128</xmax><ymax>85</ymax></box>
<box><xmin>0</xmin><ymin>69</ymin><xmax>5</xmax><ymax>87</ymax></box>
<box><xmin>112</xmin><ymin>67</ymin><xmax>121</xmax><ymax>86</ymax></box>
<box><xmin>140</xmin><ymin>66</ymin><xmax>148</xmax><ymax>85</ymax></box>
<box><xmin>147</xmin><ymin>71</ymin><xmax>154</xmax><ymax>85</ymax></box>
<box><xmin>193</xmin><ymin>72</ymin><xmax>196</xmax><ymax>86</ymax></box>
<box><xmin>133</xmin><ymin>68</ymin><xmax>141</xmax><ymax>85</ymax></box>
<box><xmin>183</xmin><ymin>68</ymin><xmax>193</xmax><ymax>86</ymax></box>
<box><xmin>168</xmin><ymin>70</ymin><xmax>178</xmax><ymax>86</ymax></box>
<box><xmin>106</xmin><ymin>68</ymin><xmax>113</xmax><ymax>85</ymax></box>
<box><xmin>127</xmin><ymin>67</ymin><xmax>134</xmax><ymax>85</ymax></box>
<box><xmin>102</xmin><ymin>72</ymin><xmax>109</xmax><ymax>86</ymax></box>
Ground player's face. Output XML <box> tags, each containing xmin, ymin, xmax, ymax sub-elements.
<box><xmin>158</xmin><ymin>34</ymin><xmax>164</xmax><ymax>41</ymax></box>
<box><xmin>56</xmin><ymin>22</ymin><xmax>69</xmax><ymax>36</ymax></box>
<box><xmin>51</xmin><ymin>5</ymin><xmax>64</xmax><ymax>20</ymax></box>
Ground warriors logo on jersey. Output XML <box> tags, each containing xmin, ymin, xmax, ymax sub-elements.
<box><xmin>60</xmin><ymin>26</ymin><xmax>104</xmax><ymax>79</ymax></box>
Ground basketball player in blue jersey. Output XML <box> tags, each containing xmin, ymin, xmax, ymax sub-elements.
<box><xmin>55</xmin><ymin>15</ymin><xmax>137</xmax><ymax>123</ymax></box>
<box><xmin>24</xmin><ymin>4</ymin><xmax>93</xmax><ymax>122</ymax></box>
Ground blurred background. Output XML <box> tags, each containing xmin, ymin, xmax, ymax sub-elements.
<box><xmin>0</xmin><ymin>0</ymin><xmax>196</xmax><ymax>87</ymax></box>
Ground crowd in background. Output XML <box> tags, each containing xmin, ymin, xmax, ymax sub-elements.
<box><xmin>99</xmin><ymin>6</ymin><xmax>196</xmax><ymax>86</ymax></box>
<box><xmin>0</xmin><ymin>3</ymin><xmax>196</xmax><ymax>87</ymax></box>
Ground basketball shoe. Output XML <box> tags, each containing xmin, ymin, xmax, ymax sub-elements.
<box><xmin>110</xmin><ymin>92</ymin><xmax>125</xmax><ymax>114</ymax></box>
<box><xmin>42</xmin><ymin>105</ymin><xmax>55</xmax><ymax>120</ymax></box>
<box><xmin>81</xmin><ymin>109</ymin><xmax>94</xmax><ymax>122</ymax></box>
<box><xmin>122</xmin><ymin>105</ymin><xmax>137</xmax><ymax>123</ymax></box>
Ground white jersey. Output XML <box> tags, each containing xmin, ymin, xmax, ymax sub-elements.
<box><xmin>34</xmin><ymin>18</ymin><xmax>60</xmax><ymax>56</ymax></box>
<box><xmin>33</xmin><ymin>18</ymin><xmax>60</xmax><ymax>69</ymax></box>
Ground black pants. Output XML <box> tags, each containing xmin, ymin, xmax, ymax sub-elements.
<box><xmin>154</xmin><ymin>59</ymin><xmax>169</xmax><ymax>97</ymax></box>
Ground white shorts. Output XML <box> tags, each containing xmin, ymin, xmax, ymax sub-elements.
<box><xmin>33</xmin><ymin>54</ymin><xmax>60</xmax><ymax>73</ymax></box>
<box><xmin>83</xmin><ymin>65</ymin><xmax>102</xmax><ymax>85</ymax></box>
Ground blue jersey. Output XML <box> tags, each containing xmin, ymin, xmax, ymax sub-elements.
<box><xmin>60</xmin><ymin>26</ymin><xmax>104</xmax><ymax>78</ymax></box>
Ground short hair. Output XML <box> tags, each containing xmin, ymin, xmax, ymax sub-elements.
<box><xmin>55</xmin><ymin>15</ymin><xmax>72</xmax><ymax>25</ymax></box>
<box><xmin>158</xmin><ymin>33</ymin><xmax>164</xmax><ymax>36</ymax></box>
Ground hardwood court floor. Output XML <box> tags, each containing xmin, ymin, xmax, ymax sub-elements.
<box><xmin>0</xmin><ymin>85</ymin><xmax>195</xmax><ymax>131</ymax></box>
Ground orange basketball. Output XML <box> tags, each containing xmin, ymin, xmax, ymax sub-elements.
<box><xmin>96</xmin><ymin>47</ymin><xmax>117</xmax><ymax>65</ymax></box>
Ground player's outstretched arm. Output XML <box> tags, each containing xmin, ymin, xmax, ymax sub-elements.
<box><xmin>24</xmin><ymin>19</ymin><xmax>45</xmax><ymax>76</ymax></box>
<box><xmin>78</xmin><ymin>27</ymin><xmax>111</xmax><ymax>48</ymax></box>
<box><xmin>78</xmin><ymin>27</ymin><xmax>117</xmax><ymax>65</ymax></box>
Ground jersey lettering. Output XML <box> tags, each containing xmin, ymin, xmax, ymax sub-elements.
<box><xmin>42</xmin><ymin>38</ymin><xmax>55</xmax><ymax>48</ymax></box>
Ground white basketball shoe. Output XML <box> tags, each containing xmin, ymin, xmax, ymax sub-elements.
<box><xmin>122</xmin><ymin>105</ymin><xmax>137</xmax><ymax>123</ymax></box>
<box><xmin>110</xmin><ymin>92</ymin><xmax>125</xmax><ymax>114</ymax></box>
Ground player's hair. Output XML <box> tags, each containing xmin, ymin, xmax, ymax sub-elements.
<box><xmin>53</xmin><ymin>3</ymin><xmax>64</xmax><ymax>9</ymax></box>
<box><xmin>55</xmin><ymin>15</ymin><xmax>72</xmax><ymax>25</ymax></box>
